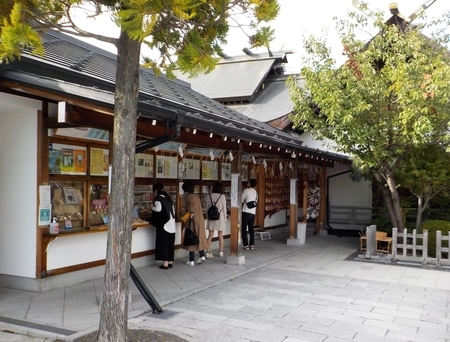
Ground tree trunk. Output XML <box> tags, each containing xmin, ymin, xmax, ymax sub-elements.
<box><xmin>384</xmin><ymin>168</ymin><xmax>403</xmax><ymax>229</ymax></box>
<box><xmin>416</xmin><ymin>194</ymin><xmax>424</xmax><ymax>230</ymax></box>
<box><xmin>98</xmin><ymin>30</ymin><xmax>141</xmax><ymax>342</ymax></box>
<box><xmin>373</xmin><ymin>171</ymin><xmax>403</xmax><ymax>230</ymax></box>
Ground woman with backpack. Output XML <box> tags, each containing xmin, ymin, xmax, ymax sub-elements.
<box><xmin>205</xmin><ymin>181</ymin><xmax>227</xmax><ymax>258</ymax></box>
<box><xmin>152</xmin><ymin>182</ymin><xmax>176</xmax><ymax>269</ymax></box>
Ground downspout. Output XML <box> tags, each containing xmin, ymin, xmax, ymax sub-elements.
<box><xmin>135</xmin><ymin>112</ymin><xmax>183</xmax><ymax>153</ymax></box>
<box><xmin>326</xmin><ymin>169</ymin><xmax>351</xmax><ymax>233</ymax></box>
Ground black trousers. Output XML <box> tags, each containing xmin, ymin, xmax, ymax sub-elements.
<box><xmin>155</xmin><ymin>226</ymin><xmax>175</xmax><ymax>261</ymax></box>
<box><xmin>241</xmin><ymin>212</ymin><xmax>255</xmax><ymax>246</ymax></box>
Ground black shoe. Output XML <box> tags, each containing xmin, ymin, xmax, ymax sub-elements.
<box><xmin>159</xmin><ymin>265</ymin><xmax>169</xmax><ymax>270</ymax></box>
<box><xmin>168</xmin><ymin>264</ymin><xmax>173</xmax><ymax>268</ymax></box>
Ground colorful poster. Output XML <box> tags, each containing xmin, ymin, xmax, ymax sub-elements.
<box><xmin>74</xmin><ymin>149</ymin><xmax>86</xmax><ymax>173</ymax></box>
<box><xmin>90</xmin><ymin>148</ymin><xmax>109</xmax><ymax>176</ymax></box>
<box><xmin>202</xmin><ymin>161</ymin><xmax>218</xmax><ymax>180</ymax></box>
<box><xmin>38</xmin><ymin>204</ymin><xmax>51</xmax><ymax>225</ymax></box>
<box><xmin>61</xmin><ymin>148</ymin><xmax>74</xmax><ymax>173</ymax></box>
<box><xmin>50</xmin><ymin>144</ymin><xmax>87</xmax><ymax>175</ymax></box>
<box><xmin>49</xmin><ymin>149</ymin><xmax>61</xmax><ymax>174</ymax></box>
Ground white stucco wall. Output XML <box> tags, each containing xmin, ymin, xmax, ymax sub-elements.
<box><xmin>327</xmin><ymin>164</ymin><xmax>372</xmax><ymax>208</ymax></box>
<box><xmin>0</xmin><ymin>93</ymin><xmax>41</xmax><ymax>278</ymax></box>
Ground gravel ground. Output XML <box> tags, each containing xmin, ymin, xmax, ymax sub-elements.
<box><xmin>70</xmin><ymin>329</ymin><xmax>188</xmax><ymax>342</ymax></box>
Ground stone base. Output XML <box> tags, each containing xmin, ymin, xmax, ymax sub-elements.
<box><xmin>226</xmin><ymin>255</ymin><xmax>245</xmax><ymax>265</ymax></box>
<box><xmin>286</xmin><ymin>238</ymin><xmax>301</xmax><ymax>246</ymax></box>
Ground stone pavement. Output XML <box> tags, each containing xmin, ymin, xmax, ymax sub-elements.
<box><xmin>1</xmin><ymin>231</ymin><xmax>450</xmax><ymax>341</ymax></box>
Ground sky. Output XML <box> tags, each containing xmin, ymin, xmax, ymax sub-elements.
<box><xmin>73</xmin><ymin>0</ymin><xmax>450</xmax><ymax>73</ymax></box>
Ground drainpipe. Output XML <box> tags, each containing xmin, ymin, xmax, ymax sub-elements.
<box><xmin>135</xmin><ymin>113</ymin><xmax>182</xmax><ymax>153</ymax></box>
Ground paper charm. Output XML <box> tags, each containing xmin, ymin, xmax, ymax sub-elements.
<box><xmin>178</xmin><ymin>145</ymin><xmax>184</xmax><ymax>158</ymax></box>
<box><xmin>252</xmin><ymin>156</ymin><xmax>256</xmax><ymax>164</ymax></box>
<box><xmin>279</xmin><ymin>162</ymin><xmax>283</xmax><ymax>172</ymax></box>
<box><xmin>209</xmin><ymin>149</ymin><xmax>215</xmax><ymax>161</ymax></box>
<box><xmin>289</xmin><ymin>162</ymin><xmax>293</xmax><ymax>170</ymax></box>
<box><xmin>229</xmin><ymin>151</ymin><xmax>234</xmax><ymax>161</ymax></box>
<box><xmin>154</xmin><ymin>146</ymin><xmax>159</xmax><ymax>153</ymax></box>
<box><xmin>263</xmin><ymin>159</ymin><xmax>267</xmax><ymax>172</ymax></box>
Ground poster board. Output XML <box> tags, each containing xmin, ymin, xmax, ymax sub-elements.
<box><xmin>241</xmin><ymin>164</ymin><xmax>248</xmax><ymax>182</ymax></box>
<box><xmin>90</xmin><ymin>148</ymin><xmax>109</xmax><ymax>176</ymax></box>
<box><xmin>135</xmin><ymin>153</ymin><xmax>154</xmax><ymax>178</ymax></box>
<box><xmin>178</xmin><ymin>159</ymin><xmax>201</xmax><ymax>179</ymax></box>
<box><xmin>156</xmin><ymin>155</ymin><xmax>178</xmax><ymax>178</ymax></box>
<box><xmin>221</xmin><ymin>163</ymin><xmax>231</xmax><ymax>181</ymax></box>
<box><xmin>202</xmin><ymin>160</ymin><xmax>218</xmax><ymax>180</ymax></box>
<box><xmin>49</xmin><ymin>143</ymin><xmax>87</xmax><ymax>175</ymax></box>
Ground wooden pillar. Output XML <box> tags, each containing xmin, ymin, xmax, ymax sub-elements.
<box><xmin>256</xmin><ymin>164</ymin><xmax>265</xmax><ymax>228</ymax></box>
<box><xmin>319</xmin><ymin>164</ymin><xmax>327</xmax><ymax>234</ymax></box>
<box><xmin>229</xmin><ymin>145</ymin><xmax>243</xmax><ymax>256</ymax></box>
<box><xmin>302</xmin><ymin>169</ymin><xmax>308</xmax><ymax>225</ymax></box>
<box><xmin>316</xmin><ymin>166</ymin><xmax>327</xmax><ymax>234</ymax></box>
<box><xmin>289</xmin><ymin>162</ymin><xmax>299</xmax><ymax>239</ymax></box>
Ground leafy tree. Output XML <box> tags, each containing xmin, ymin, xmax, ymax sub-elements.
<box><xmin>0</xmin><ymin>1</ymin><xmax>279</xmax><ymax>340</ymax></box>
<box><xmin>397</xmin><ymin>145</ymin><xmax>450</xmax><ymax>230</ymax></box>
<box><xmin>287</xmin><ymin>11</ymin><xmax>450</xmax><ymax>231</ymax></box>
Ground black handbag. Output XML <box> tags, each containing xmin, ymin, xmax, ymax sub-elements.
<box><xmin>183</xmin><ymin>218</ymin><xmax>199</xmax><ymax>246</ymax></box>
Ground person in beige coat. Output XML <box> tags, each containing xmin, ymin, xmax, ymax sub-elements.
<box><xmin>182</xmin><ymin>181</ymin><xmax>208</xmax><ymax>265</ymax></box>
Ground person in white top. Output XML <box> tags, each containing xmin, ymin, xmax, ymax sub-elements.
<box><xmin>152</xmin><ymin>183</ymin><xmax>176</xmax><ymax>269</ymax></box>
<box><xmin>205</xmin><ymin>181</ymin><xmax>227</xmax><ymax>258</ymax></box>
<box><xmin>241</xmin><ymin>178</ymin><xmax>258</xmax><ymax>250</ymax></box>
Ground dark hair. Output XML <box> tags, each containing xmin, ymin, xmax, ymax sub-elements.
<box><xmin>249</xmin><ymin>178</ymin><xmax>257</xmax><ymax>187</ymax></box>
<box><xmin>182</xmin><ymin>180</ymin><xmax>195</xmax><ymax>193</ymax></box>
<box><xmin>153</xmin><ymin>182</ymin><xmax>173</xmax><ymax>204</ymax></box>
<box><xmin>212</xmin><ymin>181</ymin><xmax>224</xmax><ymax>194</ymax></box>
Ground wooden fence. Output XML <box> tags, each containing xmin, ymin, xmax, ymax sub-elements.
<box><xmin>390</xmin><ymin>227</ymin><xmax>450</xmax><ymax>267</ymax></box>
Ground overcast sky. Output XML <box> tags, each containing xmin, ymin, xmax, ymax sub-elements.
<box><xmin>74</xmin><ymin>0</ymin><xmax>449</xmax><ymax>73</ymax></box>
<box><xmin>222</xmin><ymin>0</ymin><xmax>449</xmax><ymax>72</ymax></box>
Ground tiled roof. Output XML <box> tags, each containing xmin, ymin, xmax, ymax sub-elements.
<box><xmin>0</xmin><ymin>30</ymin><xmax>350</xmax><ymax>162</ymax></box>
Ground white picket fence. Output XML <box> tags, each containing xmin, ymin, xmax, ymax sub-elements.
<box><xmin>390</xmin><ymin>227</ymin><xmax>450</xmax><ymax>267</ymax></box>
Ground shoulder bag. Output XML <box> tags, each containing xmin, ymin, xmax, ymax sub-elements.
<box><xmin>183</xmin><ymin>217</ymin><xmax>199</xmax><ymax>246</ymax></box>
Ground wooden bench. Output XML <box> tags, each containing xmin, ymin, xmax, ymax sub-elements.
<box><xmin>360</xmin><ymin>230</ymin><xmax>392</xmax><ymax>254</ymax></box>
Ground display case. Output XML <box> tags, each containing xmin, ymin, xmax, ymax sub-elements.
<box><xmin>89</xmin><ymin>184</ymin><xmax>109</xmax><ymax>226</ymax></box>
<box><xmin>133</xmin><ymin>184</ymin><xmax>153</xmax><ymax>221</ymax></box>
<box><xmin>50</xmin><ymin>180</ymin><xmax>85</xmax><ymax>229</ymax></box>
<box><xmin>133</xmin><ymin>183</ymin><xmax>177</xmax><ymax>222</ymax></box>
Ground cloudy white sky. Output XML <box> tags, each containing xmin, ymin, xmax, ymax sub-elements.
<box><xmin>74</xmin><ymin>0</ymin><xmax>449</xmax><ymax>73</ymax></box>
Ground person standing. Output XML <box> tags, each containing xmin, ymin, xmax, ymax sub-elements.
<box><xmin>205</xmin><ymin>181</ymin><xmax>227</xmax><ymax>258</ymax></box>
<box><xmin>241</xmin><ymin>178</ymin><xmax>258</xmax><ymax>250</ymax></box>
<box><xmin>152</xmin><ymin>183</ymin><xmax>176</xmax><ymax>269</ymax></box>
<box><xmin>182</xmin><ymin>181</ymin><xmax>208</xmax><ymax>265</ymax></box>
